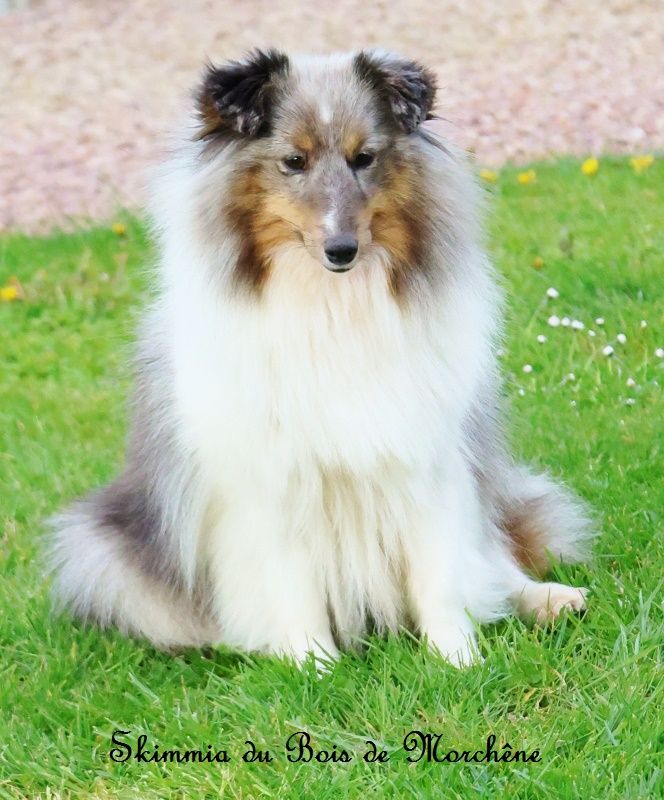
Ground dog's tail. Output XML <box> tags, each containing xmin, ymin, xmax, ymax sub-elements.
<box><xmin>45</xmin><ymin>501</ymin><xmax>217</xmax><ymax>648</ymax></box>
<box><xmin>500</xmin><ymin>468</ymin><xmax>594</xmax><ymax>577</ymax></box>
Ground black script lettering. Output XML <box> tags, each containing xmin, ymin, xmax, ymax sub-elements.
<box><xmin>403</xmin><ymin>731</ymin><xmax>446</xmax><ymax>763</ymax></box>
<box><xmin>363</xmin><ymin>740</ymin><xmax>390</xmax><ymax>763</ymax></box>
<box><xmin>285</xmin><ymin>731</ymin><xmax>352</xmax><ymax>764</ymax></box>
<box><xmin>135</xmin><ymin>734</ymin><xmax>153</xmax><ymax>763</ymax></box>
<box><xmin>109</xmin><ymin>730</ymin><xmax>132</xmax><ymax>763</ymax></box>
<box><xmin>243</xmin><ymin>740</ymin><xmax>273</xmax><ymax>763</ymax></box>
<box><xmin>484</xmin><ymin>734</ymin><xmax>500</xmax><ymax>763</ymax></box>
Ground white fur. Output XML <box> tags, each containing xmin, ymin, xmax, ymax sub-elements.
<box><xmin>143</xmin><ymin>151</ymin><xmax>579</xmax><ymax>665</ymax></box>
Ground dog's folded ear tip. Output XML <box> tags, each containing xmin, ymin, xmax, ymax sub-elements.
<box><xmin>352</xmin><ymin>50</ymin><xmax>437</xmax><ymax>134</ymax></box>
<box><xmin>196</xmin><ymin>49</ymin><xmax>290</xmax><ymax>139</ymax></box>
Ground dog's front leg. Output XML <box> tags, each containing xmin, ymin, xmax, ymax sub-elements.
<box><xmin>406</xmin><ymin>454</ymin><xmax>485</xmax><ymax>667</ymax></box>
<box><xmin>207</xmin><ymin>498</ymin><xmax>337</xmax><ymax>666</ymax></box>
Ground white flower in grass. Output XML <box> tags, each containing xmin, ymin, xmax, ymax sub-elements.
<box><xmin>595</xmin><ymin>317</ymin><xmax>605</xmax><ymax>326</ymax></box>
<box><xmin>602</xmin><ymin>345</ymin><xmax>614</xmax><ymax>356</ymax></box>
<box><xmin>537</xmin><ymin>334</ymin><xmax>547</xmax><ymax>344</ymax></box>
<box><xmin>656</xmin><ymin>348</ymin><xmax>664</xmax><ymax>359</ymax></box>
<box><xmin>616</xmin><ymin>333</ymin><xmax>627</xmax><ymax>344</ymax></box>
<box><xmin>570</xmin><ymin>400</ymin><xmax>577</xmax><ymax>407</ymax></box>
<box><xmin>561</xmin><ymin>316</ymin><xmax>571</xmax><ymax>327</ymax></box>
<box><xmin>588</xmin><ymin>329</ymin><xmax>596</xmax><ymax>337</ymax></box>
<box><xmin>571</xmin><ymin>320</ymin><xmax>585</xmax><ymax>330</ymax></box>
<box><xmin>624</xmin><ymin>398</ymin><xmax>636</xmax><ymax>406</ymax></box>
<box><xmin>518</xmin><ymin>388</ymin><xmax>525</xmax><ymax>396</ymax></box>
<box><xmin>626</xmin><ymin>377</ymin><xmax>636</xmax><ymax>388</ymax></box>
<box><xmin>548</xmin><ymin>315</ymin><xmax>561</xmax><ymax>327</ymax></box>
<box><xmin>546</xmin><ymin>287</ymin><xmax>559</xmax><ymax>299</ymax></box>
<box><xmin>640</xmin><ymin>320</ymin><xmax>647</xmax><ymax>328</ymax></box>
<box><xmin>522</xmin><ymin>364</ymin><xmax>533</xmax><ymax>374</ymax></box>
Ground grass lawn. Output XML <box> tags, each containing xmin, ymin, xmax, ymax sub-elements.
<box><xmin>1</xmin><ymin>158</ymin><xmax>662</xmax><ymax>799</ymax></box>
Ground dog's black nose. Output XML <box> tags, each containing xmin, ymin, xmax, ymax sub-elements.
<box><xmin>324</xmin><ymin>235</ymin><xmax>358</xmax><ymax>270</ymax></box>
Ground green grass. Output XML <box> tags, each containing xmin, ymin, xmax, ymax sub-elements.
<box><xmin>1</xmin><ymin>158</ymin><xmax>662</xmax><ymax>799</ymax></box>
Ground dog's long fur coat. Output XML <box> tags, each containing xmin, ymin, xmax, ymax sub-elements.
<box><xmin>48</xmin><ymin>50</ymin><xmax>592</xmax><ymax>665</ymax></box>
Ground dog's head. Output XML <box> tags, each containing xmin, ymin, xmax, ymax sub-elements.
<box><xmin>195</xmin><ymin>50</ymin><xmax>438</xmax><ymax>293</ymax></box>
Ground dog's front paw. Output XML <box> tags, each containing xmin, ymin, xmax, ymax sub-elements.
<box><xmin>425</xmin><ymin>625</ymin><xmax>482</xmax><ymax>668</ymax></box>
<box><xmin>266</xmin><ymin>633</ymin><xmax>339</xmax><ymax>670</ymax></box>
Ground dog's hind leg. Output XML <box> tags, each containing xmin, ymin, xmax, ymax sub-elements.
<box><xmin>510</xmin><ymin>579</ymin><xmax>588</xmax><ymax>625</ymax></box>
<box><xmin>47</xmin><ymin>503</ymin><xmax>219</xmax><ymax>648</ymax></box>
<box><xmin>463</xmin><ymin>391</ymin><xmax>593</xmax><ymax>626</ymax></box>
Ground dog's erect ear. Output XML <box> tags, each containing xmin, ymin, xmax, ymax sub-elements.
<box><xmin>196</xmin><ymin>49</ymin><xmax>289</xmax><ymax>138</ymax></box>
<box><xmin>353</xmin><ymin>51</ymin><xmax>437</xmax><ymax>134</ymax></box>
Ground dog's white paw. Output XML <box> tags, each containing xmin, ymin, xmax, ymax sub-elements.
<box><xmin>425</xmin><ymin>626</ymin><xmax>481</xmax><ymax>668</ymax></box>
<box><xmin>266</xmin><ymin>634</ymin><xmax>339</xmax><ymax>670</ymax></box>
<box><xmin>517</xmin><ymin>582</ymin><xmax>588</xmax><ymax>625</ymax></box>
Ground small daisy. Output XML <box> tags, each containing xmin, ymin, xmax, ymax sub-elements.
<box><xmin>518</xmin><ymin>388</ymin><xmax>525</xmax><ymax>396</ymax></box>
<box><xmin>561</xmin><ymin>316</ymin><xmax>571</xmax><ymax>327</ymax></box>
<box><xmin>624</xmin><ymin>398</ymin><xmax>636</xmax><ymax>406</ymax></box>
<box><xmin>656</xmin><ymin>348</ymin><xmax>664</xmax><ymax>359</ymax></box>
<box><xmin>626</xmin><ymin>378</ymin><xmax>636</xmax><ymax>388</ymax></box>
<box><xmin>522</xmin><ymin>364</ymin><xmax>533</xmax><ymax>374</ymax></box>
<box><xmin>570</xmin><ymin>400</ymin><xmax>577</xmax><ymax>407</ymax></box>
<box><xmin>616</xmin><ymin>333</ymin><xmax>627</xmax><ymax>344</ymax></box>
<box><xmin>640</xmin><ymin>320</ymin><xmax>648</xmax><ymax>328</ymax></box>
<box><xmin>537</xmin><ymin>334</ymin><xmax>547</xmax><ymax>344</ymax></box>
<box><xmin>546</xmin><ymin>287</ymin><xmax>559</xmax><ymax>299</ymax></box>
<box><xmin>595</xmin><ymin>317</ymin><xmax>605</xmax><ymax>326</ymax></box>
<box><xmin>571</xmin><ymin>320</ymin><xmax>585</xmax><ymax>330</ymax></box>
<box><xmin>547</xmin><ymin>315</ymin><xmax>561</xmax><ymax>327</ymax></box>
<box><xmin>602</xmin><ymin>345</ymin><xmax>614</xmax><ymax>357</ymax></box>
<box><xmin>588</xmin><ymin>329</ymin><xmax>596</xmax><ymax>337</ymax></box>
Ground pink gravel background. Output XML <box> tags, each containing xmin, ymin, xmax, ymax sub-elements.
<box><xmin>1</xmin><ymin>0</ymin><xmax>663</xmax><ymax>233</ymax></box>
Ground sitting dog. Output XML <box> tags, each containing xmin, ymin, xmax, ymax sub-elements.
<box><xmin>48</xmin><ymin>50</ymin><xmax>591</xmax><ymax>666</ymax></box>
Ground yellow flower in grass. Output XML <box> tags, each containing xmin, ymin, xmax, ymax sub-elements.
<box><xmin>517</xmin><ymin>169</ymin><xmax>536</xmax><ymax>185</ymax></box>
<box><xmin>1</xmin><ymin>285</ymin><xmax>18</xmax><ymax>301</ymax></box>
<box><xmin>630</xmin><ymin>154</ymin><xmax>654</xmax><ymax>174</ymax></box>
<box><xmin>111</xmin><ymin>221</ymin><xmax>127</xmax><ymax>236</ymax></box>
<box><xmin>581</xmin><ymin>157</ymin><xmax>599</xmax><ymax>176</ymax></box>
<box><xmin>531</xmin><ymin>256</ymin><xmax>544</xmax><ymax>270</ymax></box>
<box><xmin>479</xmin><ymin>168</ymin><xmax>498</xmax><ymax>183</ymax></box>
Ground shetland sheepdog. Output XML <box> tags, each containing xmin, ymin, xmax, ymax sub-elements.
<box><xmin>48</xmin><ymin>50</ymin><xmax>592</xmax><ymax>666</ymax></box>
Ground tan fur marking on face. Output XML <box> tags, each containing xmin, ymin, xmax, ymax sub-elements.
<box><xmin>369</xmin><ymin>160</ymin><xmax>429</xmax><ymax>298</ymax></box>
<box><xmin>289</xmin><ymin>110</ymin><xmax>325</xmax><ymax>157</ymax></box>
<box><xmin>291</xmin><ymin>130</ymin><xmax>317</xmax><ymax>155</ymax></box>
<box><xmin>226</xmin><ymin>166</ymin><xmax>304</xmax><ymax>292</ymax></box>
<box><xmin>342</xmin><ymin>129</ymin><xmax>367</xmax><ymax>160</ymax></box>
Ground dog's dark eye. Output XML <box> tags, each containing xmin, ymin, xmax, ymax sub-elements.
<box><xmin>284</xmin><ymin>154</ymin><xmax>306</xmax><ymax>171</ymax></box>
<box><xmin>350</xmin><ymin>152</ymin><xmax>375</xmax><ymax>169</ymax></box>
